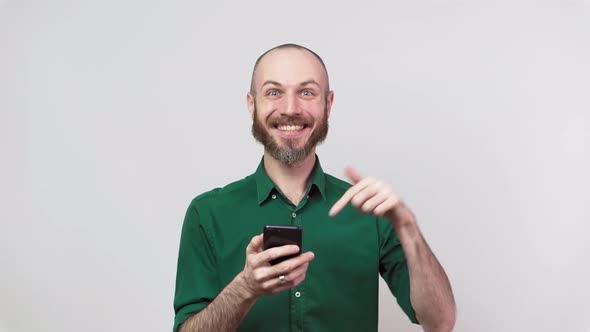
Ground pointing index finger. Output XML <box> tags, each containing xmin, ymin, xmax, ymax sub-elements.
<box><xmin>329</xmin><ymin>190</ymin><xmax>353</xmax><ymax>217</ymax></box>
<box><xmin>329</xmin><ymin>167</ymin><xmax>366</xmax><ymax>217</ymax></box>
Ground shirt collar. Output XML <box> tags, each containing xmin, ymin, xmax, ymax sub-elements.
<box><xmin>254</xmin><ymin>155</ymin><xmax>327</xmax><ymax>205</ymax></box>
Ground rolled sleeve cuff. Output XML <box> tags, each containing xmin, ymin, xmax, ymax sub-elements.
<box><xmin>173</xmin><ymin>301</ymin><xmax>209</xmax><ymax>332</ymax></box>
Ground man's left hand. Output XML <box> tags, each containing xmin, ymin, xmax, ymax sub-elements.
<box><xmin>329</xmin><ymin>167</ymin><xmax>416</xmax><ymax>230</ymax></box>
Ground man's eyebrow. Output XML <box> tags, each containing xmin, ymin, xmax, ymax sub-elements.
<box><xmin>261</xmin><ymin>80</ymin><xmax>282</xmax><ymax>88</ymax></box>
<box><xmin>299</xmin><ymin>80</ymin><xmax>321</xmax><ymax>87</ymax></box>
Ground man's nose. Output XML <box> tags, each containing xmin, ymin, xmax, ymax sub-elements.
<box><xmin>281</xmin><ymin>94</ymin><xmax>301</xmax><ymax>116</ymax></box>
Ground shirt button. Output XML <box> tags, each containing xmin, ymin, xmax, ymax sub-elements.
<box><xmin>291</xmin><ymin>212</ymin><xmax>296</xmax><ymax>218</ymax></box>
<box><xmin>271</xmin><ymin>194</ymin><xmax>276</xmax><ymax>199</ymax></box>
<box><xmin>295</xmin><ymin>291</ymin><xmax>301</xmax><ymax>298</ymax></box>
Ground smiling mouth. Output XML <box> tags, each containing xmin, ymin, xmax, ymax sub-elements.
<box><xmin>276</xmin><ymin>124</ymin><xmax>306</xmax><ymax>132</ymax></box>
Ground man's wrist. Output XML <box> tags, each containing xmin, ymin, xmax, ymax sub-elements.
<box><xmin>386</xmin><ymin>204</ymin><xmax>417</xmax><ymax>233</ymax></box>
<box><xmin>231</xmin><ymin>272</ymin><xmax>258</xmax><ymax>302</ymax></box>
<box><xmin>387</xmin><ymin>211</ymin><xmax>420</xmax><ymax>246</ymax></box>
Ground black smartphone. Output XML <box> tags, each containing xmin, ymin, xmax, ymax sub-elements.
<box><xmin>263</xmin><ymin>225</ymin><xmax>302</xmax><ymax>265</ymax></box>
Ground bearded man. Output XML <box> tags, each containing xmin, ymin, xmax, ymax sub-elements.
<box><xmin>173</xmin><ymin>44</ymin><xmax>456</xmax><ymax>332</ymax></box>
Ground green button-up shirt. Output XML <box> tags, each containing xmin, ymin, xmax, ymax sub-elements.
<box><xmin>173</xmin><ymin>157</ymin><xmax>418</xmax><ymax>332</ymax></box>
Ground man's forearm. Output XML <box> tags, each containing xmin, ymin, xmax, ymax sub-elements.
<box><xmin>396</xmin><ymin>223</ymin><xmax>456</xmax><ymax>332</ymax></box>
<box><xmin>180</xmin><ymin>273</ymin><xmax>257</xmax><ymax>332</ymax></box>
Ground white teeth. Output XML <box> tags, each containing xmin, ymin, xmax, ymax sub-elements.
<box><xmin>278</xmin><ymin>125</ymin><xmax>304</xmax><ymax>131</ymax></box>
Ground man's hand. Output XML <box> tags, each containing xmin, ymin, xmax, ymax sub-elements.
<box><xmin>237</xmin><ymin>234</ymin><xmax>315</xmax><ymax>298</ymax></box>
<box><xmin>328</xmin><ymin>167</ymin><xmax>416</xmax><ymax>230</ymax></box>
<box><xmin>329</xmin><ymin>167</ymin><xmax>456</xmax><ymax>331</ymax></box>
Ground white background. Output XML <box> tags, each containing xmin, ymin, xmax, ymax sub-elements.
<box><xmin>1</xmin><ymin>0</ymin><xmax>589</xmax><ymax>331</ymax></box>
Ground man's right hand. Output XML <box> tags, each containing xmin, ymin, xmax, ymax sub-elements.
<box><xmin>237</xmin><ymin>233</ymin><xmax>315</xmax><ymax>298</ymax></box>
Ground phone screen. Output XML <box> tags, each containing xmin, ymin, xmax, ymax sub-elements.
<box><xmin>263</xmin><ymin>225</ymin><xmax>302</xmax><ymax>265</ymax></box>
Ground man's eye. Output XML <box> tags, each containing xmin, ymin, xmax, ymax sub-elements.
<box><xmin>301</xmin><ymin>90</ymin><xmax>313</xmax><ymax>96</ymax></box>
<box><xmin>268</xmin><ymin>90</ymin><xmax>279</xmax><ymax>96</ymax></box>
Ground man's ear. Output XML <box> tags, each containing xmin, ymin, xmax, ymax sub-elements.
<box><xmin>326</xmin><ymin>90</ymin><xmax>334</xmax><ymax>118</ymax></box>
<box><xmin>247</xmin><ymin>92</ymin><xmax>255</xmax><ymax>119</ymax></box>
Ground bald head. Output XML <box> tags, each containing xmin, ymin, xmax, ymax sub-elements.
<box><xmin>249</xmin><ymin>44</ymin><xmax>330</xmax><ymax>97</ymax></box>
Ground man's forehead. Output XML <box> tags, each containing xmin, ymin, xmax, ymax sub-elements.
<box><xmin>253</xmin><ymin>48</ymin><xmax>328</xmax><ymax>89</ymax></box>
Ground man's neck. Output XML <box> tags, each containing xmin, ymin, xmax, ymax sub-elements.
<box><xmin>263</xmin><ymin>150</ymin><xmax>317</xmax><ymax>206</ymax></box>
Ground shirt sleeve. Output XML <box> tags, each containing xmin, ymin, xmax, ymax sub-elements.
<box><xmin>377</xmin><ymin>217</ymin><xmax>419</xmax><ymax>324</ymax></box>
<box><xmin>173</xmin><ymin>200</ymin><xmax>219</xmax><ymax>332</ymax></box>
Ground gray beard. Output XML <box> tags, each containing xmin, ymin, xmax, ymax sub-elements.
<box><xmin>273</xmin><ymin>144</ymin><xmax>310</xmax><ymax>166</ymax></box>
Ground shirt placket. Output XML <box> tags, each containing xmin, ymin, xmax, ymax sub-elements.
<box><xmin>274</xmin><ymin>192</ymin><xmax>310</xmax><ymax>332</ymax></box>
<box><xmin>272</xmin><ymin>194</ymin><xmax>309</xmax><ymax>332</ymax></box>
<box><xmin>289</xmin><ymin>196</ymin><xmax>309</xmax><ymax>332</ymax></box>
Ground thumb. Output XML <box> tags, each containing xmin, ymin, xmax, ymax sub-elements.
<box><xmin>246</xmin><ymin>233</ymin><xmax>264</xmax><ymax>255</ymax></box>
<box><xmin>345</xmin><ymin>166</ymin><xmax>363</xmax><ymax>184</ymax></box>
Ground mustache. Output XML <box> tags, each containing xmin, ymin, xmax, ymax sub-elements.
<box><xmin>268</xmin><ymin>115</ymin><xmax>313</xmax><ymax>126</ymax></box>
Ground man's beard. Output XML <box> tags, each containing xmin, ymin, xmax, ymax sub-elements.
<box><xmin>251</xmin><ymin>102</ymin><xmax>329</xmax><ymax>167</ymax></box>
